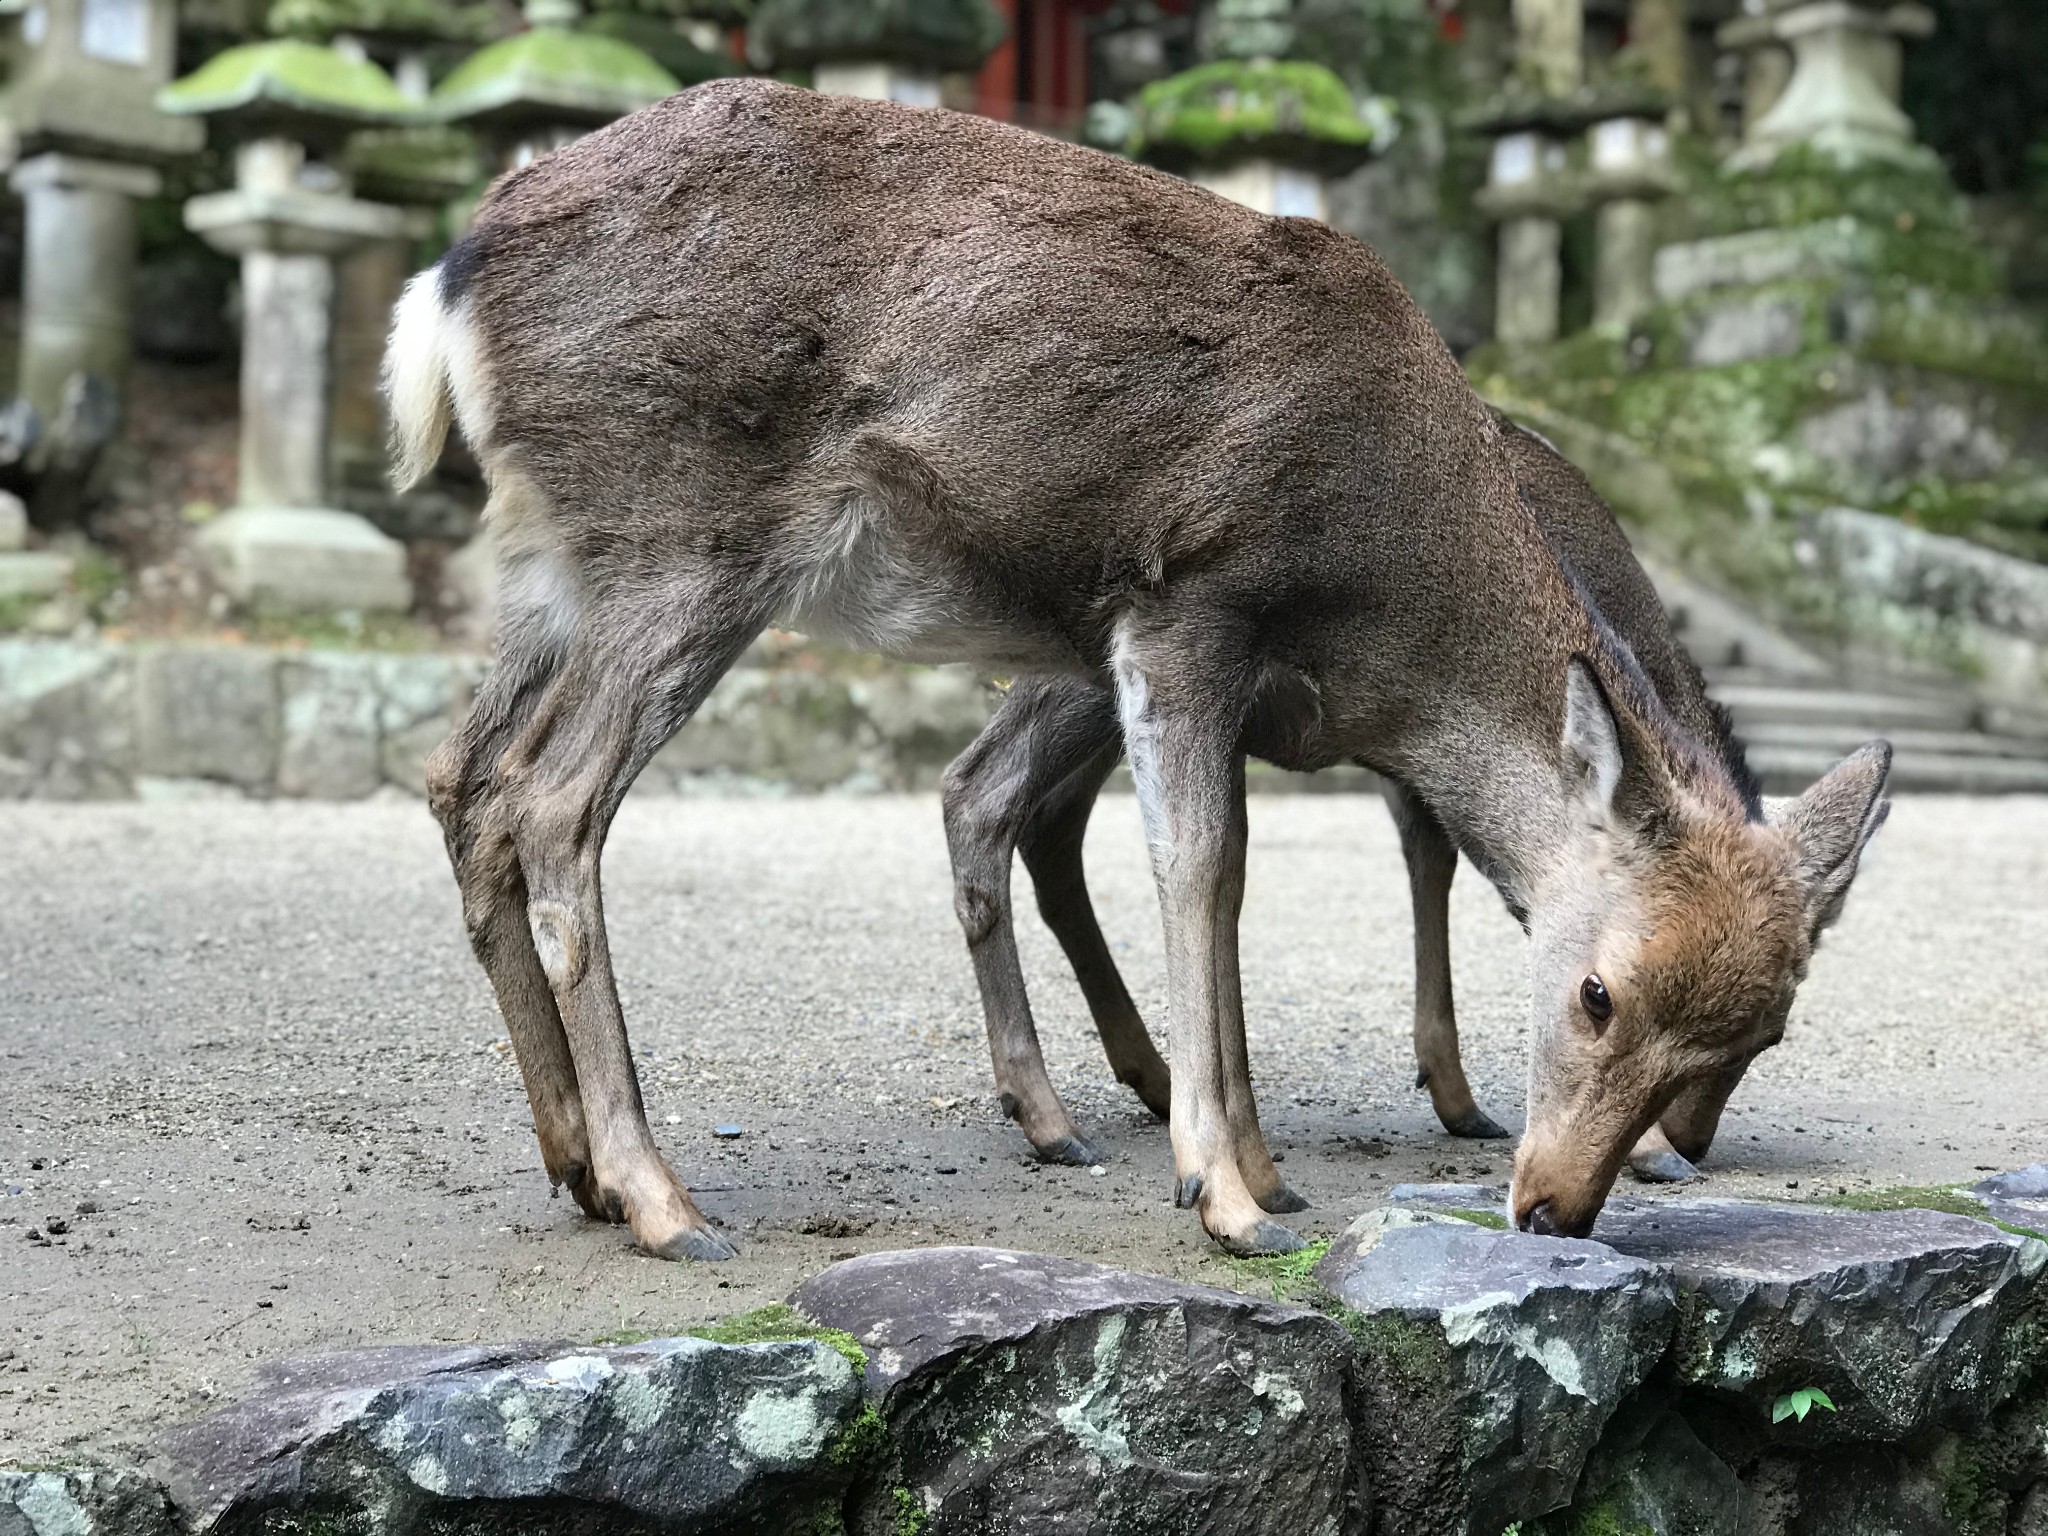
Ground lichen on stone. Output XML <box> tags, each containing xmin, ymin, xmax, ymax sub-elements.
<box><xmin>159</xmin><ymin>39</ymin><xmax>418</xmax><ymax>126</ymax></box>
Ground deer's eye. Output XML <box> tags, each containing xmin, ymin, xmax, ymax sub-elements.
<box><xmin>1580</xmin><ymin>974</ymin><xmax>1614</xmax><ymax>1024</ymax></box>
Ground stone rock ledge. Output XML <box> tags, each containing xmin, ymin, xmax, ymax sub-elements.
<box><xmin>9</xmin><ymin>1175</ymin><xmax>2047</xmax><ymax>1536</ymax></box>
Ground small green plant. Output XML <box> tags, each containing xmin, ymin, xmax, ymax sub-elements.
<box><xmin>891</xmin><ymin>1484</ymin><xmax>930</xmax><ymax>1536</ymax></box>
<box><xmin>1772</xmin><ymin>1385</ymin><xmax>1836</xmax><ymax>1424</ymax></box>
<box><xmin>1223</xmin><ymin>1237</ymin><xmax>1332</xmax><ymax>1303</ymax></box>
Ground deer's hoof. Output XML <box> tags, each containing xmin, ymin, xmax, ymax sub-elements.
<box><xmin>1174</xmin><ymin>1172</ymin><xmax>1205</xmax><ymax>1209</ymax></box>
<box><xmin>647</xmin><ymin>1224</ymin><xmax>740</xmax><ymax>1263</ymax></box>
<box><xmin>1442</xmin><ymin>1107</ymin><xmax>1512</xmax><ymax>1140</ymax></box>
<box><xmin>1256</xmin><ymin>1182</ymin><xmax>1311</xmax><ymax>1215</ymax></box>
<box><xmin>1628</xmin><ymin>1148</ymin><xmax>1700</xmax><ymax>1184</ymax></box>
<box><xmin>1034</xmin><ymin>1133</ymin><xmax>1104</xmax><ymax>1167</ymax></box>
<box><xmin>1213</xmin><ymin>1218</ymin><xmax>1306</xmax><ymax>1258</ymax></box>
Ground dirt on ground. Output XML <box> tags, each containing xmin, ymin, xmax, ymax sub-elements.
<box><xmin>2</xmin><ymin>793</ymin><xmax>2043</xmax><ymax>1464</ymax></box>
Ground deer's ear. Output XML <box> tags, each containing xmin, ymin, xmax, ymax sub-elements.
<box><xmin>1770</xmin><ymin>741</ymin><xmax>1892</xmax><ymax>940</ymax></box>
<box><xmin>1561</xmin><ymin>657</ymin><xmax>1626</xmax><ymax>822</ymax></box>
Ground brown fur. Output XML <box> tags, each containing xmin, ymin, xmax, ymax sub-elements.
<box><xmin>390</xmin><ymin>79</ymin><xmax>1888</xmax><ymax>1255</ymax></box>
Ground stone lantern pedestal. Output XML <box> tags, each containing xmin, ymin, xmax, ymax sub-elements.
<box><xmin>159</xmin><ymin>39</ymin><xmax>421</xmax><ymax>613</ymax></box>
<box><xmin>0</xmin><ymin>0</ymin><xmax>201</xmax><ymax>518</ymax></box>
<box><xmin>1727</xmin><ymin>0</ymin><xmax>1934</xmax><ymax>170</ymax></box>
<box><xmin>1473</xmin><ymin>126</ymin><xmax>1582</xmax><ymax>346</ymax></box>
<box><xmin>185</xmin><ymin>139</ymin><xmax>415</xmax><ymax>612</ymax></box>
<box><xmin>1123</xmin><ymin>2</ymin><xmax>1385</xmax><ymax>225</ymax></box>
<box><xmin>811</xmin><ymin>62</ymin><xmax>943</xmax><ymax>107</ymax></box>
<box><xmin>747</xmin><ymin>0</ymin><xmax>1003</xmax><ymax>107</ymax></box>
<box><xmin>6</xmin><ymin>154</ymin><xmax>162</xmax><ymax>425</ymax></box>
<box><xmin>1583</xmin><ymin>108</ymin><xmax>1674</xmax><ymax>334</ymax></box>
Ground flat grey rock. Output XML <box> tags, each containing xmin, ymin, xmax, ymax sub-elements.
<box><xmin>1976</xmin><ymin>1164</ymin><xmax>2048</xmax><ymax>1236</ymax></box>
<box><xmin>1317</xmin><ymin>1206</ymin><xmax>1676</xmax><ymax>1536</ymax></box>
<box><xmin>160</xmin><ymin>1333</ymin><xmax>863</xmax><ymax>1534</ymax></box>
<box><xmin>0</xmin><ymin>1465</ymin><xmax>174</xmax><ymax>1536</ymax></box>
<box><xmin>1590</xmin><ymin>1197</ymin><xmax>2047</xmax><ymax>1441</ymax></box>
<box><xmin>792</xmin><ymin>1246</ymin><xmax>1363</xmax><ymax>1536</ymax></box>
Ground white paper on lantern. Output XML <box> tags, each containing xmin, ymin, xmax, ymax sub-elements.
<box><xmin>81</xmin><ymin>0</ymin><xmax>151</xmax><ymax>65</ymax></box>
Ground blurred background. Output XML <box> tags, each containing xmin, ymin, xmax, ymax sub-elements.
<box><xmin>1</xmin><ymin>0</ymin><xmax>2046</xmax><ymax>801</ymax></box>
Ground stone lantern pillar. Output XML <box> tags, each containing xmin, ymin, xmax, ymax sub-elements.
<box><xmin>431</xmin><ymin>0</ymin><xmax>678</xmax><ymax>173</ymax></box>
<box><xmin>747</xmin><ymin>0</ymin><xmax>1004</xmax><ymax>106</ymax></box>
<box><xmin>1470</xmin><ymin>117</ymin><xmax>1584</xmax><ymax>346</ymax></box>
<box><xmin>159</xmin><ymin>40</ymin><xmax>419</xmax><ymax>613</ymax></box>
<box><xmin>1124</xmin><ymin>0</ymin><xmax>1386</xmax><ymax>221</ymax></box>
<box><xmin>0</xmin><ymin>0</ymin><xmax>202</xmax><ymax>513</ymax></box>
<box><xmin>1468</xmin><ymin>0</ymin><xmax>1598</xmax><ymax>346</ymax></box>
<box><xmin>1728</xmin><ymin>0</ymin><xmax>1933</xmax><ymax>170</ymax></box>
<box><xmin>1583</xmin><ymin>101</ymin><xmax>1674</xmax><ymax>333</ymax></box>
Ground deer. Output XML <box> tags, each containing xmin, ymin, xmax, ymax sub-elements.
<box><xmin>939</xmin><ymin>416</ymin><xmax>1825</xmax><ymax>1188</ymax></box>
<box><xmin>384</xmin><ymin>77</ymin><xmax>1890</xmax><ymax>1260</ymax></box>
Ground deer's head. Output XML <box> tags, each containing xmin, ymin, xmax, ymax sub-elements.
<box><xmin>1510</xmin><ymin>659</ymin><xmax>1890</xmax><ymax>1237</ymax></box>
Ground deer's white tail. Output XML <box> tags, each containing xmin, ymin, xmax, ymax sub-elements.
<box><xmin>384</xmin><ymin>267</ymin><xmax>493</xmax><ymax>492</ymax></box>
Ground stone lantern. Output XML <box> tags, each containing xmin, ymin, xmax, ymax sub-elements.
<box><xmin>1581</xmin><ymin>92</ymin><xmax>1674</xmax><ymax>333</ymax></box>
<box><xmin>0</xmin><ymin>0</ymin><xmax>202</xmax><ymax>498</ymax></box>
<box><xmin>159</xmin><ymin>40</ymin><xmax>419</xmax><ymax>614</ymax></box>
<box><xmin>1124</xmin><ymin>0</ymin><xmax>1386</xmax><ymax>221</ymax></box>
<box><xmin>431</xmin><ymin>0</ymin><xmax>679</xmax><ymax>174</ymax></box>
<box><xmin>746</xmin><ymin>0</ymin><xmax>1003</xmax><ymax>106</ymax></box>
<box><xmin>1467</xmin><ymin>0</ymin><xmax>1602</xmax><ymax>346</ymax></box>
<box><xmin>265</xmin><ymin>2</ymin><xmax>493</xmax><ymax>514</ymax></box>
<box><xmin>1726</xmin><ymin>0</ymin><xmax>1934</xmax><ymax>170</ymax></box>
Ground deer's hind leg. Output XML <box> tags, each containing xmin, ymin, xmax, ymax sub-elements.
<box><xmin>943</xmin><ymin>677</ymin><xmax>1136</xmax><ymax>1165</ymax></box>
<box><xmin>428</xmin><ymin>537</ymin><xmax>603</xmax><ymax>1217</ymax></box>
<box><xmin>1381</xmin><ymin>779</ymin><xmax>1509</xmax><ymax>1140</ymax></box>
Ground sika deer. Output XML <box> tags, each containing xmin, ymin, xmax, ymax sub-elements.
<box><xmin>386</xmin><ymin>78</ymin><xmax>1889</xmax><ymax>1257</ymax></box>
<box><xmin>940</xmin><ymin>418</ymin><xmax>1840</xmax><ymax>1184</ymax></box>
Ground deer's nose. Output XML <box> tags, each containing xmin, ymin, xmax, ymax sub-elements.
<box><xmin>1519</xmin><ymin>1200</ymin><xmax>1561</xmax><ymax>1236</ymax></box>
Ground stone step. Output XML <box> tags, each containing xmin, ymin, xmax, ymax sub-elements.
<box><xmin>1737</xmin><ymin>721</ymin><xmax>2048</xmax><ymax>762</ymax></box>
<box><xmin>1711</xmin><ymin>682</ymin><xmax>1979</xmax><ymax>733</ymax></box>
<box><xmin>1747</xmin><ymin>744</ymin><xmax>2048</xmax><ymax>795</ymax></box>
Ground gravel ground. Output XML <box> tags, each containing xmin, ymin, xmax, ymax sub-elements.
<box><xmin>2</xmin><ymin>793</ymin><xmax>2044</xmax><ymax>1463</ymax></box>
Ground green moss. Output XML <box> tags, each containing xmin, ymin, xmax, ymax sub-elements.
<box><xmin>1128</xmin><ymin>59</ymin><xmax>1383</xmax><ymax>170</ymax></box>
<box><xmin>1530</xmin><ymin>1493</ymin><xmax>1655</xmax><ymax>1536</ymax></box>
<box><xmin>345</xmin><ymin>125</ymin><xmax>483</xmax><ymax>205</ymax></box>
<box><xmin>593</xmin><ymin>1302</ymin><xmax>871</xmax><ymax>1369</ymax></box>
<box><xmin>1444</xmin><ymin>1208</ymin><xmax>1507</xmax><ymax>1230</ymax></box>
<box><xmin>1821</xmin><ymin>1186</ymin><xmax>2045</xmax><ymax>1241</ymax></box>
<box><xmin>891</xmin><ymin>1484</ymin><xmax>931</xmax><ymax>1536</ymax></box>
<box><xmin>1339</xmin><ymin>1306</ymin><xmax>1451</xmax><ymax>1389</ymax></box>
<box><xmin>432</xmin><ymin>25</ymin><xmax>679</xmax><ymax>125</ymax></box>
<box><xmin>1224</xmin><ymin>1237</ymin><xmax>1332</xmax><ymax>1303</ymax></box>
<box><xmin>691</xmin><ymin>1303</ymin><xmax>870</xmax><ymax>1368</ymax></box>
<box><xmin>159</xmin><ymin>40</ymin><xmax>417</xmax><ymax>124</ymax></box>
<box><xmin>829</xmin><ymin>1400</ymin><xmax>886</xmax><ymax>1468</ymax></box>
<box><xmin>748</xmin><ymin>0</ymin><xmax>1005</xmax><ymax>74</ymax></box>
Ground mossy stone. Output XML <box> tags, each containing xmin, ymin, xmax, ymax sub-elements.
<box><xmin>432</xmin><ymin>24</ymin><xmax>680</xmax><ymax>128</ymax></box>
<box><xmin>159</xmin><ymin>40</ymin><xmax>417</xmax><ymax>131</ymax></box>
<box><xmin>267</xmin><ymin>0</ymin><xmax>498</xmax><ymax>44</ymax></box>
<box><xmin>1127</xmin><ymin>58</ymin><xmax>1383</xmax><ymax>172</ymax></box>
<box><xmin>747</xmin><ymin>0</ymin><xmax>1004</xmax><ymax>74</ymax></box>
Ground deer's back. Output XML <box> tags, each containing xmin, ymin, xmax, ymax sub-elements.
<box><xmin>446</xmin><ymin>79</ymin><xmax>1547</xmax><ymax>681</ymax></box>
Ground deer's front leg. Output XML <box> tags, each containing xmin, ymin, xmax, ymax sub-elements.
<box><xmin>1629</xmin><ymin>1055</ymin><xmax>1750</xmax><ymax>1181</ymax></box>
<box><xmin>1115</xmin><ymin>630</ymin><xmax>1301</xmax><ymax>1256</ymax></box>
<box><xmin>1381</xmin><ymin>780</ymin><xmax>1509</xmax><ymax>1140</ymax></box>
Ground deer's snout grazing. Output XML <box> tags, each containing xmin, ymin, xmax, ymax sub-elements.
<box><xmin>1508</xmin><ymin>666</ymin><xmax>1893</xmax><ymax>1237</ymax></box>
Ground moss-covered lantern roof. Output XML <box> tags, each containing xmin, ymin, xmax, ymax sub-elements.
<box><xmin>1125</xmin><ymin>58</ymin><xmax>1388</xmax><ymax>173</ymax></box>
<box><xmin>158</xmin><ymin>39</ymin><xmax>417</xmax><ymax>141</ymax></box>
<box><xmin>747</xmin><ymin>0</ymin><xmax>1005</xmax><ymax>74</ymax></box>
<box><xmin>580</xmin><ymin>11</ymin><xmax>737</xmax><ymax>88</ymax></box>
<box><xmin>431</xmin><ymin>9</ymin><xmax>682</xmax><ymax>129</ymax></box>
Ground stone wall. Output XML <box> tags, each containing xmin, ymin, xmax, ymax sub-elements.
<box><xmin>0</xmin><ymin>637</ymin><xmax>1000</xmax><ymax>801</ymax></box>
<box><xmin>10</xmin><ymin>1170</ymin><xmax>2045</xmax><ymax>1536</ymax></box>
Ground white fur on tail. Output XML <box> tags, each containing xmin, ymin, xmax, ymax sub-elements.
<box><xmin>383</xmin><ymin>269</ymin><xmax>454</xmax><ymax>491</ymax></box>
<box><xmin>385</xmin><ymin>267</ymin><xmax>497</xmax><ymax>493</ymax></box>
